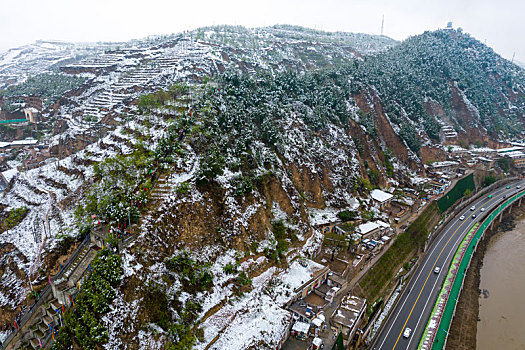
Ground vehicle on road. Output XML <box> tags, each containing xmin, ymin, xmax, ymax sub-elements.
<box><xmin>507</xmin><ymin>185</ymin><xmax>511</xmax><ymax>189</ymax></box>
<box><xmin>518</xmin><ymin>185</ymin><xmax>522</xmax><ymax>189</ymax></box>
<box><xmin>481</xmin><ymin>207</ymin><xmax>485</xmax><ymax>212</ymax></box>
<box><xmin>488</xmin><ymin>194</ymin><xmax>493</xmax><ymax>199</ymax></box>
<box><xmin>434</xmin><ymin>266</ymin><xmax>441</xmax><ymax>274</ymax></box>
<box><xmin>403</xmin><ymin>328</ymin><xmax>412</xmax><ymax>338</ymax></box>
<box><xmin>472</xmin><ymin>214</ymin><xmax>476</xmax><ymax>219</ymax></box>
<box><xmin>503</xmin><ymin>194</ymin><xmax>507</xmax><ymax>198</ymax></box>
<box><xmin>459</xmin><ymin>215</ymin><xmax>465</xmax><ymax>220</ymax></box>
<box><xmin>470</xmin><ymin>206</ymin><xmax>476</xmax><ymax>211</ymax></box>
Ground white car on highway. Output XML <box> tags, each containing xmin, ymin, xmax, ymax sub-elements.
<box><xmin>434</xmin><ymin>266</ymin><xmax>441</xmax><ymax>274</ymax></box>
<box><xmin>470</xmin><ymin>206</ymin><xmax>476</xmax><ymax>211</ymax></box>
<box><xmin>403</xmin><ymin>327</ymin><xmax>412</xmax><ymax>338</ymax></box>
<box><xmin>459</xmin><ymin>215</ymin><xmax>465</xmax><ymax>220</ymax></box>
<box><xmin>481</xmin><ymin>207</ymin><xmax>486</xmax><ymax>212</ymax></box>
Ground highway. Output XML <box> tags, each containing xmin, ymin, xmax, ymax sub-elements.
<box><xmin>372</xmin><ymin>179</ymin><xmax>525</xmax><ymax>350</ymax></box>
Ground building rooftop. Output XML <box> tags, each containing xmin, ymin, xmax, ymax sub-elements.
<box><xmin>332</xmin><ymin>295</ymin><xmax>367</xmax><ymax>329</ymax></box>
<box><xmin>290</xmin><ymin>298</ymin><xmax>324</xmax><ymax>321</ymax></box>
<box><xmin>497</xmin><ymin>146</ymin><xmax>524</xmax><ymax>154</ymax></box>
<box><xmin>292</xmin><ymin>321</ymin><xmax>310</xmax><ymax>334</ymax></box>
<box><xmin>371</xmin><ymin>189</ymin><xmax>393</xmax><ymax>203</ymax></box>
<box><xmin>1</xmin><ymin>168</ymin><xmax>18</xmax><ymax>183</ymax></box>
<box><xmin>358</xmin><ymin>222</ymin><xmax>380</xmax><ymax>235</ymax></box>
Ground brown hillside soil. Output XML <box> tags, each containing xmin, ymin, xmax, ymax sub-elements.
<box><xmin>290</xmin><ymin>163</ymin><xmax>325</xmax><ymax>209</ymax></box>
<box><xmin>424</xmin><ymin>100</ymin><xmax>446</xmax><ymax>119</ymax></box>
<box><xmin>353</xmin><ymin>90</ymin><xmax>421</xmax><ymax>173</ymax></box>
<box><xmin>420</xmin><ymin>145</ymin><xmax>447</xmax><ymax>166</ymax></box>
<box><xmin>447</xmin><ymin>205</ymin><xmax>525</xmax><ymax>350</ymax></box>
<box><xmin>449</xmin><ymin>84</ymin><xmax>493</xmax><ymax>147</ymax></box>
<box><xmin>260</xmin><ymin>173</ymin><xmax>297</xmax><ymax>217</ymax></box>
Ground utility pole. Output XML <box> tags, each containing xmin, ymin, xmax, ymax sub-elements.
<box><xmin>381</xmin><ymin>15</ymin><xmax>385</xmax><ymax>36</ymax></box>
<box><xmin>511</xmin><ymin>52</ymin><xmax>516</xmax><ymax>64</ymax></box>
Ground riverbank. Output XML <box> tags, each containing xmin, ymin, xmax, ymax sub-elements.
<box><xmin>446</xmin><ymin>204</ymin><xmax>525</xmax><ymax>349</ymax></box>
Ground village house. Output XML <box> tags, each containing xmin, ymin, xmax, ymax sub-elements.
<box><xmin>356</xmin><ymin>220</ymin><xmax>390</xmax><ymax>239</ymax></box>
<box><xmin>370</xmin><ymin>189</ymin><xmax>393</xmax><ymax>209</ymax></box>
<box><xmin>331</xmin><ymin>294</ymin><xmax>367</xmax><ymax>345</ymax></box>
<box><xmin>428</xmin><ymin>160</ymin><xmax>460</xmax><ymax>173</ymax></box>
<box><xmin>294</xmin><ymin>265</ymin><xmax>330</xmax><ymax>300</ymax></box>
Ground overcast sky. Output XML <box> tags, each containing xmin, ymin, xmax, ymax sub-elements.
<box><xmin>1</xmin><ymin>0</ymin><xmax>523</xmax><ymax>62</ymax></box>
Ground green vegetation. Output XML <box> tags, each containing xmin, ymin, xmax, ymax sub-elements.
<box><xmin>349</xmin><ymin>29</ymin><xmax>524</xmax><ymax>138</ymax></box>
<box><xmin>75</xmin><ymin>89</ymin><xmax>194</xmax><ymax>226</ymax></box>
<box><xmin>383</xmin><ymin>149</ymin><xmax>394</xmax><ymax>177</ymax></box>
<box><xmin>367</xmin><ymin>168</ymin><xmax>381</xmax><ymax>187</ymax></box>
<box><xmin>336</xmin><ymin>210</ymin><xmax>357</xmax><ymax>222</ymax></box>
<box><xmin>236</xmin><ymin>271</ymin><xmax>252</xmax><ymax>286</ymax></box>
<box><xmin>164</xmin><ymin>250</ymin><xmax>214</xmax><ymax>294</ymax></box>
<box><xmin>0</xmin><ymin>73</ymin><xmax>87</xmax><ymax>106</ymax></box>
<box><xmin>359</xmin><ymin>201</ymin><xmax>440</xmax><ymax>301</ymax></box>
<box><xmin>1</xmin><ymin>206</ymin><xmax>28</xmax><ymax>231</ymax></box>
<box><xmin>142</xmin><ymin>251</ymin><xmax>212</xmax><ymax>349</ymax></box>
<box><xmin>52</xmin><ymin>249</ymin><xmax>122</xmax><ymax>350</ymax></box>
<box><xmin>497</xmin><ymin>157</ymin><xmax>512</xmax><ymax>172</ymax></box>
<box><xmin>223</xmin><ymin>262</ymin><xmax>236</xmax><ymax>274</ymax></box>
<box><xmin>264</xmin><ymin>220</ymin><xmax>296</xmax><ymax>263</ymax></box>
<box><xmin>137</xmin><ymin>83</ymin><xmax>190</xmax><ymax>114</ymax></box>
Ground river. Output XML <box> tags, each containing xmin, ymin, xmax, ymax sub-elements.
<box><xmin>477</xmin><ymin>215</ymin><xmax>525</xmax><ymax>350</ymax></box>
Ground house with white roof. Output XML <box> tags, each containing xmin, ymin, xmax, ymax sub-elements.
<box><xmin>357</xmin><ymin>220</ymin><xmax>391</xmax><ymax>239</ymax></box>
<box><xmin>370</xmin><ymin>189</ymin><xmax>393</xmax><ymax>209</ymax></box>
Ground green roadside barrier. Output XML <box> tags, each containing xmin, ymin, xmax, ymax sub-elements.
<box><xmin>437</xmin><ymin>174</ymin><xmax>475</xmax><ymax>213</ymax></box>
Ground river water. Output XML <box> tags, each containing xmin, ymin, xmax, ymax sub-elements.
<box><xmin>477</xmin><ymin>216</ymin><xmax>525</xmax><ymax>350</ymax></box>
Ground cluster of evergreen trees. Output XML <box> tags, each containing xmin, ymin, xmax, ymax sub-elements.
<box><xmin>0</xmin><ymin>73</ymin><xmax>87</xmax><ymax>107</ymax></box>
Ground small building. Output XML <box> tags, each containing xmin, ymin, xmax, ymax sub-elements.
<box><xmin>294</xmin><ymin>265</ymin><xmax>330</xmax><ymax>300</ymax></box>
<box><xmin>428</xmin><ymin>160</ymin><xmax>460</xmax><ymax>173</ymax></box>
<box><xmin>312</xmin><ymin>337</ymin><xmax>324</xmax><ymax>350</ymax></box>
<box><xmin>311</xmin><ymin>314</ymin><xmax>326</xmax><ymax>337</ymax></box>
<box><xmin>23</xmin><ymin>107</ymin><xmax>39</xmax><ymax>123</ymax></box>
<box><xmin>504</xmin><ymin>150</ymin><xmax>525</xmax><ymax>168</ymax></box>
<box><xmin>370</xmin><ymin>189</ymin><xmax>393</xmax><ymax>209</ymax></box>
<box><xmin>429</xmin><ymin>180</ymin><xmax>447</xmax><ymax>195</ymax></box>
<box><xmin>357</xmin><ymin>222</ymin><xmax>380</xmax><ymax>239</ymax></box>
<box><xmin>1</xmin><ymin>167</ymin><xmax>18</xmax><ymax>185</ymax></box>
<box><xmin>331</xmin><ymin>295</ymin><xmax>367</xmax><ymax>344</ymax></box>
<box><xmin>291</xmin><ymin>321</ymin><xmax>310</xmax><ymax>340</ymax></box>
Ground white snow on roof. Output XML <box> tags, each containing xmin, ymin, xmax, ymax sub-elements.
<box><xmin>312</xmin><ymin>317</ymin><xmax>323</xmax><ymax>327</ymax></box>
<box><xmin>429</xmin><ymin>161</ymin><xmax>459</xmax><ymax>168</ymax></box>
<box><xmin>375</xmin><ymin>220</ymin><xmax>390</xmax><ymax>228</ymax></box>
<box><xmin>358</xmin><ymin>222</ymin><xmax>380</xmax><ymax>235</ymax></box>
<box><xmin>292</xmin><ymin>321</ymin><xmax>310</xmax><ymax>333</ymax></box>
<box><xmin>469</xmin><ymin>147</ymin><xmax>495</xmax><ymax>153</ymax></box>
<box><xmin>1</xmin><ymin>168</ymin><xmax>18</xmax><ymax>183</ymax></box>
<box><xmin>10</xmin><ymin>139</ymin><xmax>38</xmax><ymax>146</ymax></box>
<box><xmin>370</xmin><ymin>189</ymin><xmax>393</xmax><ymax>203</ymax></box>
<box><xmin>313</xmin><ymin>337</ymin><xmax>323</xmax><ymax>346</ymax></box>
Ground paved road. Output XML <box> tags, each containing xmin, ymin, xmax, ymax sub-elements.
<box><xmin>372</xmin><ymin>180</ymin><xmax>525</xmax><ymax>350</ymax></box>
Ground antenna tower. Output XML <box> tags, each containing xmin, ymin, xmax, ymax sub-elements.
<box><xmin>381</xmin><ymin>15</ymin><xmax>384</xmax><ymax>36</ymax></box>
